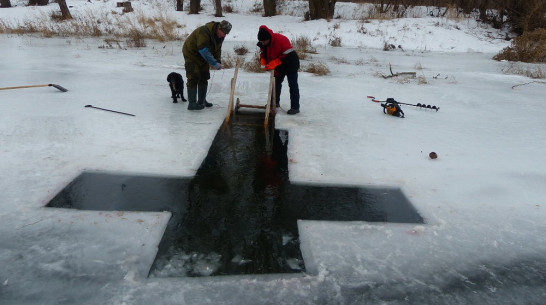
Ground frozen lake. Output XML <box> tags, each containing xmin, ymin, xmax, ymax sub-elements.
<box><xmin>1</xmin><ymin>33</ymin><xmax>545</xmax><ymax>304</ymax></box>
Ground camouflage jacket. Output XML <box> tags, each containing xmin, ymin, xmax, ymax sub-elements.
<box><xmin>182</xmin><ymin>21</ymin><xmax>224</xmax><ymax>67</ymax></box>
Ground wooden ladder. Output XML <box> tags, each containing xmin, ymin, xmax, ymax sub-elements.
<box><xmin>225</xmin><ymin>67</ymin><xmax>275</xmax><ymax>128</ymax></box>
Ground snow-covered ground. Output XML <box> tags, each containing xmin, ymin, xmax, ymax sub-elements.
<box><xmin>1</xmin><ymin>0</ymin><xmax>545</xmax><ymax>304</ymax></box>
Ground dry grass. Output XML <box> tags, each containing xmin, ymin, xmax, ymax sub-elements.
<box><xmin>303</xmin><ymin>61</ymin><xmax>330</xmax><ymax>76</ymax></box>
<box><xmin>501</xmin><ymin>62</ymin><xmax>546</xmax><ymax>79</ymax></box>
<box><xmin>0</xmin><ymin>8</ymin><xmax>183</xmax><ymax>45</ymax></box>
<box><xmin>355</xmin><ymin>0</ymin><xmax>546</xmax><ymax>34</ymax></box>
<box><xmin>383</xmin><ymin>42</ymin><xmax>397</xmax><ymax>51</ymax></box>
<box><xmin>249</xmin><ymin>0</ymin><xmax>263</xmax><ymax>13</ymax></box>
<box><xmin>134</xmin><ymin>12</ymin><xmax>181</xmax><ymax>42</ymax></box>
<box><xmin>243</xmin><ymin>52</ymin><xmax>265</xmax><ymax>73</ymax></box>
<box><xmin>354</xmin><ymin>58</ymin><xmax>365</xmax><ymax>66</ymax></box>
<box><xmin>330</xmin><ymin>56</ymin><xmax>349</xmax><ymax>64</ymax></box>
<box><xmin>223</xmin><ymin>0</ymin><xmax>235</xmax><ymax>14</ymax></box>
<box><xmin>99</xmin><ymin>38</ymin><xmax>124</xmax><ymax>49</ymax></box>
<box><xmin>291</xmin><ymin>35</ymin><xmax>317</xmax><ymax>60</ymax></box>
<box><xmin>352</xmin><ymin>55</ymin><xmax>380</xmax><ymax>66</ymax></box>
<box><xmin>494</xmin><ymin>28</ymin><xmax>546</xmax><ymax>64</ymax></box>
<box><xmin>442</xmin><ymin>4</ymin><xmax>463</xmax><ymax>19</ymax></box>
<box><xmin>221</xmin><ymin>52</ymin><xmax>237</xmax><ymax>69</ymax></box>
<box><xmin>125</xmin><ymin>29</ymin><xmax>146</xmax><ymax>47</ymax></box>
<box><xmin>394</xmin><ymin>76</ymin><xmax>412</xmax><ymax>84</ymax></box>
<box><xmin>329</xmin><ymin>35</ymin><xmax>342</xmax><ymax>47</ymax></box>
<box><xmin>362</xmin><ymin>4</ymin><xmax>417</xmax><ymax>20</ymax></box>
<box><xmin>233</xmin><ymin>44</ymin><xmax>249</xmax><ymax>56</ymax></box>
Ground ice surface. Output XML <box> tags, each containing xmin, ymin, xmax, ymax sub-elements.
<box><xmin>1</xmin><ymin>0</ymin><xmax>546</xmax><ymax>303</ymax></box>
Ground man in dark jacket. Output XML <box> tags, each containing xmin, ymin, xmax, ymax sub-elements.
<box><xmin>183</xmin><ymin>20</ymin><xmax>232</xmax><ymax>110</ymax></box>
<box><xmin>257</xmin><ymin>25</ymin><xmax>300</xmax><ymax>115</ymax></box>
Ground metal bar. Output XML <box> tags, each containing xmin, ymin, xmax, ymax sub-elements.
<box><xmin>84</xmin><ymin>105</ymin><xmax>135</xmax><ymax>116</ymax></box>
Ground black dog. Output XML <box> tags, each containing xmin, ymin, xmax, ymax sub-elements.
<box><xmin>167</xmin><ymin>72</ymin><xmax>187</xmax><ymax>103</ymax></box>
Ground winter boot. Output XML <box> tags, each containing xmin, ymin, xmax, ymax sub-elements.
<box><xmin>187</xmin><ymin>87</ymin><xmax>204</xmax><ymax>110</ymax></box>
<box><xmin>287</xmin><ymin>109</ymin><xmax>300</xmax><ymax>115</ymax></box>
<box><xmin>198</xmin><ymin>83</ymin><xmax>213</xmax><ymax>107</ymax></box>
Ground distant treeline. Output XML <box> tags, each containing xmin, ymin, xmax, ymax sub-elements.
<box><xmin>343</xmin><ymin>0</ymin><xmax>546</xmax><ymax>34</ymax></box>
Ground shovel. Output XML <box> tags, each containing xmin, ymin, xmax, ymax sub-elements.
<box><xmin>0</xmin><ymin>84</ymin><xmax>68</xmax><ymax>92</ymax></box>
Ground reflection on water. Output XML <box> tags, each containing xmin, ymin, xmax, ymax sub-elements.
<box><xmin>47</xmin><ymin>111</ymin><xmax>423</xmax><ymax>277</ymax></box>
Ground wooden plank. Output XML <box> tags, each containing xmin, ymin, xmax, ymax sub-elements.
<box><xmin>225</xmin><ymin>60</ymin><xmax>240</xmax><ymax>124</ymax></box>
<box><xmin>237</xmin><ymin>104</ymin><xmax>267</xmax><ymax>109</ymax></box>
<box><xmin>264</xmin><ymin>70</ymin><xmax>274</xmax><ymax>128</ymax></box>
<box><xmin>272</xmin><ymin>73</ymin><xmax>276</xmax><ymax>116</ymax></box>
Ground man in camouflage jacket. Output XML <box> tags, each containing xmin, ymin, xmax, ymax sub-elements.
<box><xmin>183</xmin><ymin>20</ymin><xmax>232</xmax><ymax>110</ymax></box>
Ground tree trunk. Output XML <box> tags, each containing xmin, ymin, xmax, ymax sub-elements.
<box><xmin>58</xmin><ymin>0</ymin><xmax>72</xmax><ymax>19</ymax></box>
<box><xmin>189</xmin><ymin>0</ymin><xmax>200</xmax><ymax>14</ymax></box>
<box><xmin>214</xmin><ymin>0</ymin><xmax>223</xmax><ymax>17</ymax></box>
<box><xmin>176</xmin><ymin>0</ymin><xmax>183</xmax><ymax>11</ymax></box>
<box><xmin>308</xmin><ymin>0</ymin><xmax>336</xmax><ymax>20</ymax></box>
<box><xmin>263</xmin><ymin>0</ymin><xmax>276</xmax><ymax>17</ymax></box>
<box><xmin>478</xmin><ymin>0</ymin><xmax>489</xmax><ymax>22</ymax></box>
<box><xmin>0</xmin><ymin>0</ymin><xmax>11</xmax><ymax>8</ymax></box>
<box><xmin>377</xmin><ymin>0</ymin><xmax>391</xmax><ymax>14</ymax></box>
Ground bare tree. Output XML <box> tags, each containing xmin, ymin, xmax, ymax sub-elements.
<box><xmin>176</xmin><ymin>0</ymin><xmax>183</xmax><ymax>11</ymax></box>
<box><xmin>214</xmin><ymin>0</ymin><xmax>223</xmax><ymax>17</ymax></box>
<box><xmin>308</xmin><ymin>0</ymin><xmax>336</xmax><ymax>20</ymax></box>
<box><xmin>507</xmin><ymin>0</ymin><xmax>546</xmax><ymax>34</ymax></box>
<box><xmin>58</xmin><ymin>0</ymin><xmax>72</xmax><ymax>19</ymax></box>
<box><xmin>375</xmin><ymin>0</ymin><xmax>392</xmax><ymax>14</ymax></box>
<box><xmin>0</xmin><ymin>0</ymin><xmax>11</xmax><ymax>7</ymax></box>
<box><xmin>189</xmin><ymin>0</ymin><xmax>200</xmax><ymax>14</ymax></box>
<box><xmin>26</xmin><ymin>0</ymin><xmax>71</xmax><ymax>19</ymax></box>
<box><xmin>263</xmin><ymin>0</ymin><xmax>276</xmax><ymax>17</ymax></box>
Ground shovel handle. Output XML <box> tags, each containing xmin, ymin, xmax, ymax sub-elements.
<box><xmin>0</xmin><ymin>84</ymin><xmax>68</xmax><ymax>92</ymax></box>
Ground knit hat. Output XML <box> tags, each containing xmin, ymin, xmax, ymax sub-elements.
<box><xmin>219</xmin><ymin>20</ymin><xmax>232</xmax><ymax>34</ymax></box>
<box><xmin>257</xmin><ymin>27</ymin><xmax>271</xmax><ymax>41</ymax></box>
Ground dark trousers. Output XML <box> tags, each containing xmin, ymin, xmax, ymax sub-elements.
<box><xmin>275</xmin><ymin>72</ymin><xmax>300</xmax><ymax>110</ymax></box>
<box><xmin>184</xmin><ymin>61</ymin><xmax>210</xmax><ymax>89</ymax></box>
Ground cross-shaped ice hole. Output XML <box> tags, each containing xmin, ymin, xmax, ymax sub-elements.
<box><xmin>47</xmin><ymin>112</ymin><xmax>424</xmax><ymax>277</ymax></box>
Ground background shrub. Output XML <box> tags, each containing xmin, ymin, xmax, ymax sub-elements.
<box><xmin>291</xmin><ymin>35</ymin><xmax>316</xmax><ymax>60</ymax></box>
<box><xmin>494</xmin><ymin>28</ymin><xmax>546</xmax><ymax>63</ymax></box>
<box><xmin>303</xmin><ymin>61</ymin><xmax>330</xmax><ymax>76</ymax></box>
<box><xmin>233</xmin><ymin>44</ymin><xmax>249</xmax><ymax>55</ymax></box>
<box><xmin>243</xmin><ymin>52</ymin><xmax>264</xmax><ymax>73</ymax></box>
